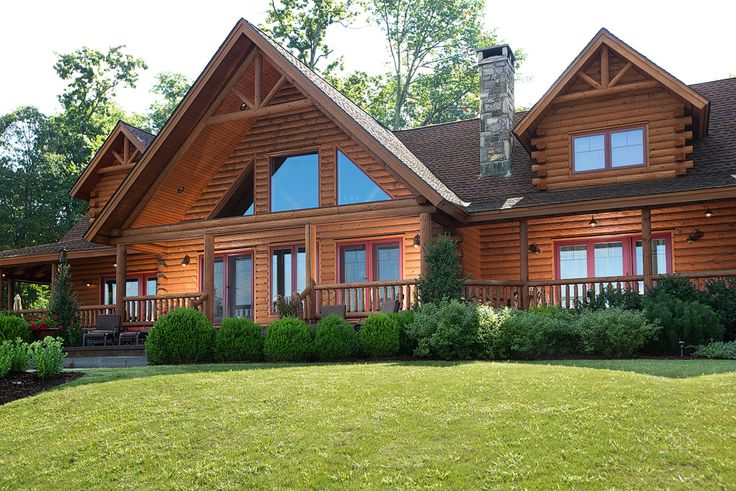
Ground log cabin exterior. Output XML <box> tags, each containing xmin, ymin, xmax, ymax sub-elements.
<box><xmin>1</xmin><ymin>22</ymin><xmax>735</xmax><ymax>329</ymax></box>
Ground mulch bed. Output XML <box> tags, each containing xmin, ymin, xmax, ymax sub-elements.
<box><xmin>0</xmin><ymin>372</ymin><xmax>84</xmax><ymax>405</ymax></box>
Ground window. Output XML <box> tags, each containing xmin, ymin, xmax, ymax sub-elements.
<box><xmin>200</xmin><ymin>253</ymin><xmax>254</xmax><ymax>322</ymax></box>
<box><xmin>271</xmin><ymin>152</ymin><xmax>319</xmax><ymax>212</ymax></box>
<box><xmin>213</xmin><ymin>165</ymin><xmax>254</xmax><ymax>218</ymax></box>
<box><xmin>271</xmin><ymin>246</ymin><xmax>306</xmax><ymax>310</ymax></box>
<box><xmin>337</xmin><ymin>150</ymin><xmax>390</xmax><ymax>205</ymax></box>
<box><xmin>339</xmin><ymin>240</ymin><xmax>401</xmax><ymax>311</ymax></box>
<box><xmin>102</xmin><ymin>274</ymin><xmax>157</xmax><ymax>304</ymax></box>
<box><xmin>572</xmin><ymin>127</ymin><xmax>646</xmax><ymax>173</ymax></box>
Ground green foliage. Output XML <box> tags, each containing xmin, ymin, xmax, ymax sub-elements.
<box><xmin>408</xmin><ymin>300</ymin><xmax>479</xmax><ymax>359</ymax></box>
<box><xmin>417</xmin><ymin>235</ymin><xmax>464</xmax><ymax>304</ymax></box>
<box><xmin>392</xmin><ymin>310</ymin><xmax>416</xmax><ymax>355</ymax></box>
<box><xmin>274</xmin><ymin>295</ymin><xmax>303</xmax><ymax>319</ymax></box>
<box><xmin>644</xmin><ymin>294</ymin><xmax>724</xmax><ymax>354</ymax></box>
<box><xmin>145</xmin><ymin>308</ymin><xmax>215</xmax><ymax>364</ymax></box>
<box><xmin>314</xmin><ymin>315</ymin><xmax>359</xmax><ymax>360</ymax></box>
<box><xmin>487</xmin><ymin>310</ymin><xmax>580</xmax><ymax>360</ymax></box>
<box><xmin>49</xmin><ymin>263</ymin><xmax>82</xmax><ymax>346</ymax></box>
<box><xmin>30</xmin><ymin>336</ymin><xmax>66</xmax><ymax>379</ymax></box>
<box><xmin>214</xmin><ymin>317</ymin><xmax>264</xmax><ymax>362</ymax></box>
<box><xmin>0</xmin><ymin>314</ymin><xmax>30</xmax><ymax>342</ymax></box>
<box><xmin>648</xmin><ymin>275</ymin><xmax>702</xmax><ymax>303</ymax></box>
<box><xmin>476</xmin><ymin>305</ymin><xmax>514</xmax><ymax>357</ymax></box>
<box><xmin>0</xmin><ymin>342</ymin><xmax>12</xmax><ymax>379</ymax></box>
<box><xmin>7</xmin><ymin>338</ymin><xmax>31</xmax><ymax>373</ymax></box>
<box><xmin>579</xmin><ymin>286</ymin><xmax>644</xmax><ymax>311</ymax></box>
<box><xmin>694</xmin><ymin>341</ymin><xmax>736</xmax><ymax>360</ymax></box>
<box><xmin>142</xmin><ymin>72</ymin><xmax>191</xmax><ymax>133</ymax></box>
<box><xmin>264</xmin><ymin>317</ymin><xmax>314</xmax><ymax>362</ymax></box>
<box><xmin>702</xmin><ymin>279</ymin><xmax>736</xmax><ymax>341</ymax></box>
<box><xmin>359</xmin><ymin>313</ymin><xmax>400</xmax><ymax>357</ymax></box>
<box><xmin>576</xmin><ymin>308</ymin><xmax>660</xmax><ymax>357</ymax></box>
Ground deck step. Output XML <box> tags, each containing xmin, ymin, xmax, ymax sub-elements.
<box><xmin>65</xmin><ymin>345</ymin><xmax>145</xmax><ymax>358</ymax></box>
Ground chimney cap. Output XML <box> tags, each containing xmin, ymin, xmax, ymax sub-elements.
<box><xmin>476</xmin><ymin>44</ymin><xmax>515</xmax><ymax>64</ymax></box>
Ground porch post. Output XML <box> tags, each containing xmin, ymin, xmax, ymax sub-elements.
<box><xmin>0</xmin><ymin>270</ymin><xmax>4</xmax><ymax>311</ymax></box>
<box><xmin>50</xmin><ymin>262</ymin><xmax>58</xmax><ymax>288</ymax></box>
<box><xmin>419</xmin><ymin>212</ymin><xmax>432</xmax><ymax>277</ymax></box>
<box><xmin>203</xmin><ymin>234</ymin><xmax>215</xmax><ymax>322</ymax></box>
<box><xmin>7</xmin><ymin>278</ymin><xmax>15</xmax><ymax>311</ymax></box>
<box><xmin>519</xmin><ymin>219</ymin><xmax>529</xmax><ymax>309</ymax></box>
<box><xmin>115</xmin><ymin>244</ymin><xmax>127</xmax><ymax>319</ymax></box>
<box><xmin>304</xmin><ymin>223</ymin><xmax>317</xmax><ymax>319</ymax></box>
<box><xmin>642</xmin><ymin>207</ymin><xmax>653</xmax><ymax>291</ymax></box>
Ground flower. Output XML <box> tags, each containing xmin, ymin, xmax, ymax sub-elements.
<box><xmin>53</xmin><ymin>315</ymin><xmax>59</xmax><ymax>321</ymax></box>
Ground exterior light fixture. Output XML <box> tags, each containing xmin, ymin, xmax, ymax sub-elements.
<box><xmin>686</xmin><ymin>230</ymin><xmax>704</xmax><ymax>243</ymax></box>
<box><xmin>85</xmin><ymin>282</ymin><xmax>93</xmax><ymax>288</ymax></box>
<box><xmin>58</xmin><ymin>247</ymin><xmax>68</xmax><ymax>264</ymax></box>
<box><xmin>412</xmin><ymin>234</ymin><xmax>421</xmax><ymax>248</ymax></box>
<box><xmin>679</xmin><ymin>340</ymin><xmax>686</xmax><ymax>357</ymax></box>
<box><xmin>704</xmin><ymin>206</ymin><xmax>713</xmax><ymax>217</ymax></box>
<box><xmin>114</xmin><ymin>263</ymin><xmax>118</xmax><ymax>268</ymax></box>
<box><xmin>588</xmin><ymin>215</ymin><xmax>598</xmax><ymax>227</ymax></box>
<box><xmin>177</xmin><ymin>186</ymin><xmax>185</xmax><ymax>195</ymax></box>
<box><xmin>240</xmin><ymin>102</ymin><xmax>248</xmax><ymax>111</ymax></box>
<box><xmin>181</xmin><ymin>255</ymin><xmax>191</xmax><ymax>266</ymax></box>
<box><xmin>528</xmin><ymin>243</ymin><xmax>541</xmax><ymax>254</ymax></box>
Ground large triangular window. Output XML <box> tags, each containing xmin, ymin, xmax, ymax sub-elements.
<box><xmin>337</xmin><ymin>151</ymin><xmax>390</xmax><ymax>205</ymax></box>
<box><xmin>212</xmin><ymin>164</ymin><xmax>254</xmax><ymax>218</ymax></box>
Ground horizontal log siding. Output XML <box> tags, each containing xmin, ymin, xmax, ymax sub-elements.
<box><xmin>67</xmin><ymin>254</ymin><xmax>159</xmax><ymax>307</ymax></box>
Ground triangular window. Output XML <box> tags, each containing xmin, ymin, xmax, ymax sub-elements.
<box><xmin>337</xmin><ymin>151</ymin><xmax>390</xmax><ymax>205</ymax></box>
<box><xmin>212</xmin><ymin>164</ymin><xmax>254</xmax><ymax>218</ymax></box>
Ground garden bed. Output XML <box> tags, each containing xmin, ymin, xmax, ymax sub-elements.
<box><xmin>0</xmin><ymin>371</ymin><xmax>83</xmax><ymax>405</ymax></box>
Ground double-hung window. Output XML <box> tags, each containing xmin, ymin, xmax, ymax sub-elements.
<box><xmin>572</xmin><ymin>127</ymin><xmax>646</xmax><ymax>173</ymax></box>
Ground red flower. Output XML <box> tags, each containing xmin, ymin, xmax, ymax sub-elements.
<box><xmin>30</xmin><ymin>322</ymin><xmax>37</xmax><ymax>328</ymax></box>
<box><xmin>53</xmin><ymin>315</ymin><xmax>59</xmax><ymax>321</ymax></box>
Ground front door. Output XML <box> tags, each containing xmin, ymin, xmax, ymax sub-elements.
<box><xmin>208</xmin><ymin>253</ymin><xmax>254</xmax><ymax>323</ymax></box>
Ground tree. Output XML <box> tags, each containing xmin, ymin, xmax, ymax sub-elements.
<box><xmin>143</xmin><ymin>72</ymin><xmax>191</xmax><ymax>134</ymax></box>
<box><xmin>262</xmin><ymin>0</ymin><xmax>356</xmax><ymax>74</ymax></box>
<box><xmin>416</xmin><ymin>235</ymin><xmax>465</xmax><ymax>304</ymax></box>
<box><xmin>49</xmin><ymin>263</ymin><xmax>82</xmax><ymax>346</ymax></box>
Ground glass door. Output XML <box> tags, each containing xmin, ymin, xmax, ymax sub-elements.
<box><xmin>340</xmin><ymin>245</ymin><xmax>367</xmax><ymax>311</ymax></box>
<box><xmin>228</xmin><ymin>255</ymin><xmax>253</xmax><ymax>319</ymax></box>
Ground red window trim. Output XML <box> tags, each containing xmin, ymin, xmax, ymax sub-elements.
<box><xmin>197</xmin><ymin>249</ymin><xmax>255</xmax><ymax>321</ymax></box>
<box><xmin>337</xmin><ymin>238</ymin><xmax>403</xmax><ymax>283</ymax></box>
<box><xmin>100</xmin><ymin>273</ymin><xmax>157</xmax><ymax>304</ymax></box>
<box><xmin>571</xmin><ymin>125</ymin><xmax>648</xmax><ymax>174</ymax></box>
<box><xmin>553</xmin><ymin>233</ymin><xmax>672</xmax><ymax>279</ymax></box>
<box><xmin>269</xmin><ymin>244</ymin><xmax>306</xmax><ymax>314</ymax></box>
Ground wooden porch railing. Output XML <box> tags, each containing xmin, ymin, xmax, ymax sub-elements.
<box><xmin>79</xmin><ymin>304</ymin><xmax>115</xmax><ymax>329</ymax></box>
<box><xmin>314</xmin><ymin>279</ymin><xmax>417</xmax><ymax>318</ymax></box>
<box><xmin>122</xmin><ymin>292</ymin><xmax>207</xmax><ymax>327</ymax></box>
<box><xmin>527</xmin><ymin>275</ymin><xmax>644</xmax><ymax>309</ymax></box>
<box><xmin>463</xmin><ymin>280</ymin><xmax>524</xmax><ymax>308</ymax></box>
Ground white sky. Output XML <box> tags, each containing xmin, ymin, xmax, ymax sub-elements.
<box><xmin>0</xmin><ymin>0</ymin><xmax>733</xmax><ymax>117</ymax></box>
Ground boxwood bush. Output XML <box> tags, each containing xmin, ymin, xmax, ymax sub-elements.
<box><xmin>575</xmin><ymin>307</ymin><xmax>660</xmax><ymax>357</ymax></box>
<box><xmin>214</xmin><ymin>317</ymin><xmax>264</xmax><ymax>362</ymax></box>
<box><xmin>264</xmin><ymin>317</ymin><xmax>313</xmax><ymax>362</ymax></box>
<box><xmin>314</xmin><ymin>315</ymin><xmax>359</xmax><ymax>360</ymax></box>
<box><xmin>0</xmin><ymin>314</ymin><xmax>30</xmax><ymax>342</ymax></box>
<box><xmin>408</xmin><ymin>300</ymin><xmax>479</xmax><ymax>359</ymax></box>
<box><xmin>359</xmin><ymin>313</ymin><xmax>400</xmax><ymax>357</ymax></box>
<box><xmin>392</xmin><ymin>310</ymin><xmax>416</xmax><ymax>355</ymax></box>
<box><xmin>488</xmin><ymin>310</ymin><xmax>580</xmax><ymax>360</ymax></box>
<box><xmin>145</xmin><ymin>308</ymin><xmax>215</xmax><ymax>364</ymax></box>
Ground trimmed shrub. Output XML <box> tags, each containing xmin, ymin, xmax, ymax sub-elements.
<box><xmin>417</xmin><ymin>235</ymin><xmax>464</xmax><ymax>304</ymax></box>
<box><xmin>214</xmin><ymin>317</ymin><xmax>264</xmax><ymax>362</ymax></box>
<box><xmin>7</xmin><ymin>338</ymin><xmax>31</xmax><ymax>373</ymax></box>
<box><xmin>314</xmin><ymin>315</ymin><xmax>359</xmax><ymax>360</ymax></box>
<box><xmin>30</xmin><ymin>336</ymin><xmax>65</xmax><ymax>379</ymax></box>
<box><xmin>145</xmin><ymin>308</ymin><xmax>215</xmax><ymax>364</ymax></box>
<box><xmin>359</xmin><ymin>313</ymin><xmax>400</xmax><ymax>357</ymax></box>
<box><xmin>489</xmin><ymin>310</ymin><xmax>580</xmax><ymax>359</ymax></box>
<box><xmin>477</xmin><ymin>305</ymin><xmax>515</xmax><ymax>358</ymax></box>
<box><xmin>575</xmin><ymin>308</ymin><xmax>660</xmax><ymax>357</ymax></box>
<box><xmin>408</xmin><ymin>300</ymin><xmax>479</xmax><ymax>359</ymax></box>
<box><xmin>392</xmin><ymin>310</ymin><xmax>416</xmax><ymax>355</ymax></box>
<box><xmin>264</xmin><ymin>317</ymin><xmax>313</xmax><ymax>362</ymax></box>
<box><xmin>694</xmin><ymin>341</ymin><xmax>736</xmax><ymax>359</ymax></box>
<box><xmin>0</xmin><ymin>314</ymin><xmax>30</xmax><ymax>343</ymax></box>
<box><xmin>703</xmin><ymin>279</ymin><xmax>736</xmax><ymax>341</ymax></box>
<box><xmin>644</xmin><ymin>294</ymin><xmax>724</xmax><ymax>354</ymax></box>
<box><xmin>0</xmin><ymin>342</ymin><xmax>12</xmax><ymax>379</ymax></box>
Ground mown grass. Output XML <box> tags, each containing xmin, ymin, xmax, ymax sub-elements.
<box><xmin>1</xmin><ymin>360</ymin><xmax>735</xmax><ymax>489</ymax></box>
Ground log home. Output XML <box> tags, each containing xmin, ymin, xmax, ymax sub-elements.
<box><xmin>1</xmin><ymin>21</ymin><xmax>735</xmax><ymax>330</ymax></box>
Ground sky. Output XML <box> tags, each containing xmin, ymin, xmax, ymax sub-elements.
<box><xmin>0</xmin><ymin>0</ymin><xmax>733</xmax><ymax>117</ymax></box>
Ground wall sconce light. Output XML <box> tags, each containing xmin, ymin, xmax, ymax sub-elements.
<box><xmin>704</xmin><ymin>206</ymin><xmax>713</xmax><ymax>218</ymax></box>
<box><xmin>686</xmin><ymin>230</ymin><xmax>704</xmax><ymax>243</ymax></box>
<box><xmin>528</xmin><ymin>243</ymin><xmax>541</xmax><ymax>254</ymax></box>
<box><xmin>113</xmin><ymin>263</ymin><xmax>117</xmax><ymax>268</ymax></box>
<box><xmin>58</xmin><ymin>247</ymin><xmax>68</xmax><ymax>264</ymax></box>
<box><xmin>85</xmin><ymin>282</ymin><xmax>94</xmax><ymax>288</ymax></box>
<box><xmin>412</xmin><ymin>234</ymin><xmax>421</xmax><ymax>248</ymax></box>
<box><xmin>181</xmin><ymin>255</ymin><xmax>191</xmax><ymax>266</ymax></box>
<box><xmin>177</xmin><ymin>186</ymin><xmax>185</xmax><ymax>195</ymax></box>
<box><xmin>588</xmin><ymin>215</ymin><xmax>598</xmax><ymax>227</ymax></box>
<box><xmin>240</xmin><ymin>102</ymin><xmax>248</xmax><ymax>111</ymax></box>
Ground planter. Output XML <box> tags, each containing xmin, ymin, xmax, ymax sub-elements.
<box><xmin>32</xmin><ymin>328</ymin><xmax>60</xmax><ymax>341</ymax></box>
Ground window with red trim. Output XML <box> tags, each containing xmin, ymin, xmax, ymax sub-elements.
<box><xmin>271</xmin><ymin>245</ymin><xmax>306</xmax><ymax>309</ymax></box>
<box><xmin>199</xmin><ymin>252</ymin><xmax>254</xmax><ymax>322</ymax></box>
<box><xmin>572</xmin><ymin>127</ymin><xmax>646</xmax><ymax>173</ymax></box>
<box><xmin>338</xmin><ymin>240</ymin><xmax>401</xmax><ymax>283</ymax></box>
<box><xmin>102</xmin><ymin>274</ymin><xmax>157</xmax><ymax>304</ymax></box>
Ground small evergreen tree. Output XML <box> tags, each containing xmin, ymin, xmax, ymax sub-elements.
<box><xmin>49</xmin><ymin>263</ymin><xmax>82</xmax><ymax>346</ymax></box>
<box><xmin>416</xmin><ymin>234</ymin><xmax>464</xmax><ymax>304</ymax></box>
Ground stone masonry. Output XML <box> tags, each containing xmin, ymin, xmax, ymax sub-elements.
<box><xmin>478</xmin><ymin>44</ymin><xmax>515</xmax><ymax>177</ymax></box>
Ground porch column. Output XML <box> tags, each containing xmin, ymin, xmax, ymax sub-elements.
<box><xmin>304</xmin><ymin>223</ymin><xmax>317</xmax><ymax>319</ymax></box>
<box><xmin>203</xmin><ymin>234</ymin><xmax>215</xmax><ymax>322</ymax></box>
<box><xmin>7</xmin><ymin>278</ymin><xmax>15</xmax><ymax>311</ymax></box>
<box><xmin>50</xmin><ymin>262</ymin><xmax>58</xmax><ymax>288</ymax></box>
<box><xmin>519</xmin><ymin>219</ymin><xmax>529</xmax><ymax>309</ymax></box>
<box><xmin>115</xmin><ymin>244</ymin><xmax>127</xmax><ymax>318</ymax></box>
<box><xmin>419</xmin><ymin>212</ymin><xmax>432</xmax><ymax>277</ymax></box>
<box><xmin>642</xmin><ymin>207</ymin><xmax>653</xmax><ymax>291</ymax></box>
<box><xmin>0</xmin><ymin>270</ymin><xmax>4</xmax><ymax>310</ymax></box>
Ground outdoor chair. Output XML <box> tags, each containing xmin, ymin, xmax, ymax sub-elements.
<box><xmin>119</xmin><ymin>329</ymin><xmax>148</xmax><ymax>346</ymax></box>
<box><xmin>83</xmin><ymin>314</ymin><xmax>121</xmax><ymax>347</ymax></box>
<box><xmin>380</xmin><ymin>299</ymin><xmax>401</xmax><ymax>313</ymax></box>
<box><xmin>321</xmin><ymin>304</ymin><xmax>347</xmax><ymax>319</ymax></box>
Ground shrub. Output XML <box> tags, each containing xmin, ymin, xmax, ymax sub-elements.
<box><xmin>408</xmin><ymin>300</ymin><xmax>479</xmax><ymax>359</ymax></box>
<box><xmin>30</xmin><ymin>336</ymin><xmax>66</xmax><ymax>379</ymax></box>
<box><xmin>392</xmin><ymin>310</ymin><xmax>416</xmax><ymax>355</ymax></box>
<box><xmin>694</xmin><ymin>341</ymin><xmax>736</xmax><ymax>359</ymax></box>
<box><xmin>489</xmin><ymin>310</ymin><xmax>580</xmax><ymax>359</ymax></box>
<box><xmin>214</xmin><ymin>317</ymin><xmax>264</xmax><ymax>362</ymax></box>
<box><xmin>274</xmin><ymin>295</ymin><xmax>303</xmax><ymax>319</ymax></box>
<box><xmin>0</xmin><ymin>342</ymin><xmax>12</xmax><ymax>379</ymax></box>
<box><xmin>314</xmin><ymin>315</ymin><xmax>359</xmax><ymax>360</ymax></box>
<box><xmin>7</xmin><ymin>338</ymin><xmax>31</xmax><ymax>373</ymax></box>
<box><xmin>0</xmin><ymin>314</ymin><xmax>30</xmax><ymax>343</ymax></box>
<box><xmin>703</xmin><ymin>279</ymin><xmax>736</xmax><ymax>341</ymax></box>
<box><xmin>264</xmin><ymin>317</ymin><xmax>313</xmax><ymax>362</ymax></box>
<box><xmin>417</xmin><ymin>235</ymin><xmax>464</xmax><ymax>304</ymax></box>
<box><xmin>644</xmin><ymin>294</ymin><xmax>724</xmax><ymax>354</ymax></box>
<box><xmin>359</xmin><ymin>313</ymin><xmax>400</xmax><ymax>357</ymax></box>
<box><xmin>476</xmin><ymin>305</ymin><xmax>515</xmax><ymax>357</ymax></box>
<box><xmin>145</xmin><ymin>308</ymin><xmax>215</xmax><ymax>364</ymax></box>
<box><xmin>647</xmin><ymin>275</ymin><xmax>702</xmax><ymax>303</ymax></box>
<box><xmin>49</xmin><ymin>263</ymin><xmax>83</xmax><ymax>346</ymax></box>
<box><xmin>575</xmin><ymin>308</ymin><xmax>660</xmax><ymax>357</ymax></box>
<box><xmin>579</xmin><ymin>286</ymin><xmax>644</xmax><ymax>311</ymax></box>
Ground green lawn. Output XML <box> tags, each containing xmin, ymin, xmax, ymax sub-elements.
<box><xmin>1</xmin><ymin>360</ymin><xmax>735</xmax><ymax>489</ymax></box>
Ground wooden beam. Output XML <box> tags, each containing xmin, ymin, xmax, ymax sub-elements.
<box><xmin>519</xmin><ymin>219</ymin><xmax>529</xmax><ymax>309</ymax></box>
<box><xmin>577</xmin><ymin>71</ymin><xmax>601</xmax><ymax>90</ymax></box>
<box><xmin>554</xmin><ymin>80</ymin><xmax>659</xmax><ymax>104</ymax></box>
<box><xmin>261</xmin><ymin>75</ymin><xmax>286</xmax><ymax>107</ymax></box>
<box><xmin>419</xmin><ymin>212</ymin><xmax>432</xmax><ymax>277</ymax></box>
<box><xmin>233</xmin><ymin>88</ymin><xmax>255</xmax><ymax>110</ymax></box>
<box><xmin>7</xmin><ymin>278</ymin><xmax>14</xmax><ymax>311</ymax></box>
<box><xmin>609</xmin><ymin>62</ymin><xmax>632</xmax><ymax>88</ymax></box>
<box><xmin>111</xmin><ymin>150</ymin><xmax>125</xmax><ymax>165</ymax></box>
<box><xmin>304</xmin><ymin>223</ymin><xmax>316</xmax><ymax>319</ymax></box>
<box><xmin>123</xmin><ymin>137</ymin><xmax>130</xmax><ymax>165</ymax></box>
<box><xmin>203</xmin><ymin>234</ymin><xmax>215</xmax><ymax>322</ymax></box>
<box><xmin>115</xmin><ymin>244</ymin><xmax>127</xmax><ymax>317</ymax></box>
<box><xmin>600</xmin><ymin>45</ymin><xmax>609</xmax><ymax>89</ymax></box>
<box><xmin>98</xmin><ymin>163</ymin><xmax>135</xmax><ymax>175</ymax></box>
<box><xmin>205</xmin><ymin>99</ymin><xmax>312</xmax><ymax>125</ymax></box>
<box><xmin>50</xmin><ymin>262</ymin><xmax>58</xmax><ymax>288</ymax></box>
<box><xmin>642</xmin><ymin>207</ymin><xmax>653</xmax><ymax>291</ymax></box>
<box><xmin>0</xmin><ymin>270</ymin><xmax>4</xmax><ymax>311</ymax></box>
<box><xmin>254</xmin><ymin>51</ymin><xmax>262</xmax><ymax>107</ymax></box>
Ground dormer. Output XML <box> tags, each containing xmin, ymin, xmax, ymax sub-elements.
<box><xmin>514</xmin><ymin>29</ymin><xmax>710</xmax><ymax>191</ymax></box>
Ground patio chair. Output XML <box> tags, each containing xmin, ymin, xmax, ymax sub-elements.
<box><xmin>83</xmin><ymin>314</ymin><xmax>121</xmax><ymax>347</ymax></box>
<box><xmin>119</xmin><ymin>328</ymin><xmax>148</xmax><ymax>346</ymax></box>
<box><xmin>321</xmin><ymin>304</ymin><xmax>347</xmax><ymax>319</ymax></box>
<box><xmin>380</xmin><ymin>299</ymin><xmax>401</xmax><ymax>313</ymax></box>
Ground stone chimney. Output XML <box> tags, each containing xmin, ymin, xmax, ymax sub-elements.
<box><xmin>478</xmin><ymin>44</ymin><xmax>515</xmax><ymax>177</ymax></box>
